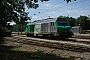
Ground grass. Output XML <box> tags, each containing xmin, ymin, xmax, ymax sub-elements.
<box><xmin>0</xmin><ymin>45</ymin><xmax>75</xmax><ymax>60</ymax></box>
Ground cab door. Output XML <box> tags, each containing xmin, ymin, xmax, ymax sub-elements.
<box><xmin>50</xmin><ymin>22</ymin><xmax>54</xmax><ymax>32</ymax></box>
<box><xmin>50</xmin><ymin>22</ymin><xmax>57</xmax><ymax>33</ymax></box>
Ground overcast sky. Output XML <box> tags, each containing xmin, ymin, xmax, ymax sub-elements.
<box><xmin>25</xmin><ymin>0</ymin><xmax>90</xmax><ymax>22</ymax></box>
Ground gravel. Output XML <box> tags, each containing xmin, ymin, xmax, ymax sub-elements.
<box><xmin>3</xmin><ymin>40</ymin><xmax>90</xmax><ymax>60</ymax></box>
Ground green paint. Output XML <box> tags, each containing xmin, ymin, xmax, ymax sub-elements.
<box><xmin>57</xmin><ymin>26</ymin><xmax>70</xmax><ymax>32</ymax></box>
<box><xmin>26</xmin><ymin>24</ymin><xmax>35</xmax><ymax>33</ymax></box>
<box><xmin>55</xmin><ymin>20</ymin><xmax>71</xmax><ymax>33</ymax></box>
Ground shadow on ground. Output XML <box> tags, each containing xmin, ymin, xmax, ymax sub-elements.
<box><xmin>0</xmin><ymin>45</ymin><xmax>75</xmax><ymax>60</ymax></box>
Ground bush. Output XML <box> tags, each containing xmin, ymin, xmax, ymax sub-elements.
<box><xmin>0</xmin><ymin>26</ymin><xmax>11</xmax><ymax>43</ymax></box>
<box><xmin>4</xmin><ymin>32</ymin><xmax>11</xmax><ymax>37</ymax></box>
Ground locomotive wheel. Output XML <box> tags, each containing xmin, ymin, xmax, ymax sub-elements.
<box><xmin>35</xmin><ymin>34</ymin><xmax>38</xmax><ymax>38</ymax></box>
<box><xmin>43</xmin><ymin>34</ymin><xmax>46</xmax><ymax>39</ymax></box>
<box><xmin>50</xmin><ymin>34</ymin><xmax>54</xmax><ymax>39</ymax></box>
<box><xmin>26</xmin><ymin>33</ymin><xmax>29</xmax><ymax>37</ymax></box>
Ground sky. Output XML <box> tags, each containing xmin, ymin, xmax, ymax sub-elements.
<box><xmin>10</xmin><ymin>0</ymin><xmax>90</xmax><ymax>25</ymax></box>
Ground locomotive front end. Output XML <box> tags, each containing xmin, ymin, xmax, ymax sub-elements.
<box><xmin>56</xmin><ymin>18</ymin><xmax>73</xmax><ymax>38</ymax></box>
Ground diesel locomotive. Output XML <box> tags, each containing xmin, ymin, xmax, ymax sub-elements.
<box><xmin>25</xmin><ymin>18</ymin><xmax>73</xmax><ymax>39</ymax></box>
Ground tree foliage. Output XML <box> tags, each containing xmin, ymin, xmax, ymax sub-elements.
<box><xmin>0</xmin><ymin>0</ymin><xmax>50</xmax><ymax>27</ymax></box>
<box><xmin>0</xmin><ymin>0</ymin><xmax>49</xmax><ymax>40</ymax></box>
<box><xmin>76</xmin><ymin>15</ymin><xmax>90</xmax><ymax>30</ymax></box>
<box><xmin>66</xmin><ymin>17</ymin><xmax>76</xmax><ymax>27</ymax></box>
<box><xmin>0</xmin><ymin>0</ymin><xmax>77</xmax><ymax>27</ymax></box>
<box><xmin>64</xmin><ymin>0</ymin><xmax>76</xmax><ymax>3</ymax></box>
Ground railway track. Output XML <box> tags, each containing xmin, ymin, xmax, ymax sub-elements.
<box><xmin>5</xmin><ymin>36</ymin><xmax>90</xmax><ymax>53</ymax></box>
<box><xmin>12</xmin><ymin>34</ymin><xmax>90</xmax><ymax>44</ymax></box>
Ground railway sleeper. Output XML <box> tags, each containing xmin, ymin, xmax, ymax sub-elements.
<box><xmin>35</xmin><ymin>43</ymin><xmax>43</xmax><ymax>46</ymax></box>
<box><xmin>22</xmin><ymin>41</ymin><xmax>28</xmax><ymax>43</ymax></box>
<box><xmin>28</xmin><ymin>42</ymin><xmax>37</xmax><ymax>45</ymax></box>
<box><xmin>5</xmin><ymin>37</ymin><xmax>90</xmax><ymax>53</ymax></box>
<box><xmin>68</xmin><ymin>48</ymin><xmax>74</xmax><ymax>51</ymax></box>
<box><xmin>41</xmin><ymin>44</ymin><xmax>49</xmax><ymax>47</ymax></box>
<box><xmin>17</xmin><ymin>41</ymin><xmax>23</xmax><ymax>43</ymax></box>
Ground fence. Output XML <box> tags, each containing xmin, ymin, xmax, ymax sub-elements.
<box><xmin>71</xmin><ymin>26</ymin><xmax>82</xmax><ymax>35</ymax></box>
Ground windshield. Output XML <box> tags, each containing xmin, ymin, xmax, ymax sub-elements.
<box><xmin>57</xmin><ymin>18</ymin><xmax>68</xmax><ymax>26</ymax></box>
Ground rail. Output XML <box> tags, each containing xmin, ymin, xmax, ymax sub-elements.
<box><xmin>5</xmin><ymin>36</ymin><xmax>90</xmax><ymax>53</ymax></box>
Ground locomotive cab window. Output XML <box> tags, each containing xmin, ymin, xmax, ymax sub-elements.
<box><xmin>52</xmin><ymin>22</ymin><xmax>54</xmax><ymax>26</ymax></box>
<box><xmin>51</xmin><ymin>22</ymin><xmax>54</xmax><ymax>26</ymax></box>
<box><xmin>51</xmin><ymin>22</ymin><xmax>52</xmax><ymax>26</ymax></box>
<box><xmin>57</xmin><ymin>18</ymin><xmax>68</xmax><ymax>26</ymax></box>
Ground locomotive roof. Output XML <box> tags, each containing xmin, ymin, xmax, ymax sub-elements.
<box><xmin>27</xmin><ymin>18</ymin><xmax>67</xmax><ymax>25</ymax></box>
<box><xmin>27</xmin><ymin>22</ymin><xmax>35</xmax><ymax>25</ymax></box>
<box><xmin>34</xmin><ymin>18</ymin><xmax>57</xmax><ymax>23</ymax></box>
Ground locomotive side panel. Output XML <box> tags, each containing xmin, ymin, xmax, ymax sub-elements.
<box><xmin>26</xmin><ymin>24</ymin><xmax>35</xmax><ymax>36</ymax></box>
<box><xmin>41</xmin><ymin>23</ymin><xmax>48</xmax><ymax>34</ymax></box>
<box><xmin>34</xmin><ymin>23</ymin><xmax>41</xmax><ymax>35</ymax></box>
<box><xmin>41</xmin><ymin>22</ymin><xmax>57</xmax><ymax>34</ymax></box>
<box><xmin>47</xmin><ymin>23</ymin><xmax>51</xmax><ymax>33</ymax></box>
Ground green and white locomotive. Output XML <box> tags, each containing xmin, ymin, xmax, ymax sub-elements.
<box><xmin>25</xmin><ymin>18</ymin><xmax>73</xmax><ymax>39</ymax></box>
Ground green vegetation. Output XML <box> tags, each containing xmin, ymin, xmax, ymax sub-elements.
<box><xmin>12</xmin><ymin>24</ymin><xmax>19</xmax><ymax>32</ymax></box>
<box><xmin>0</xmin><ymin>45</ymin><xmax>75</xmax><ymax>60</ymax></box>
<box><xmin>77</xmin><ymin>16</ymin><xmax>90</xmax><ymax>30</ymax></box>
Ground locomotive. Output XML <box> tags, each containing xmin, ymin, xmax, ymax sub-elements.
<box><xmin>25</xmin><ymin>18</ymin><xmax>73</xmax><ymax>39</ymax></box>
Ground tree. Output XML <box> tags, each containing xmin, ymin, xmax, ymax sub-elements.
<box><xmin>76</xmin><ymin>15</ymin><xmax>90</xmax><ymax>30</ymax></box>
<box><xmin>0</xmin><ymin>0</ymin><xmax>77</xmax><ymax>28</ymax></box>
<box><xmin>12</xmin><ymin>22</ymin><xmax>28</xmax><ymax>32</ymax></box>
<box><xmin>0</xmin><ymin>0</ymin><xmax>49</xmax><ymax>41</ymax></box>
<box><xmin>58</xmin><ymin>15</ymin><xmax>66</xmax><ymax>18</ymax></box>
<box><xmin>66</xmin><ymin>17</ymin><xmax>76</xmax><ymax>27</ymax></box>
<box><xmin>0</xmin><ymin>0</ymin><xmax>48</xmax><ymax>26</ymax></box>
<box><xmin>12</xmin><ymin>24</ymin><xmax>18</xmax><ymax>32</ymax></box>
<box><xmin>64</xmin><ymin>0</ymin><xmax>76</xmax><ymax>3</ymax></box>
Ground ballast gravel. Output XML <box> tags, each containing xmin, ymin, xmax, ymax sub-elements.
<box><xmin>4</xmin><ymin>41</ymin><xmax>90</xmax><ymax>60</ymax></box>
